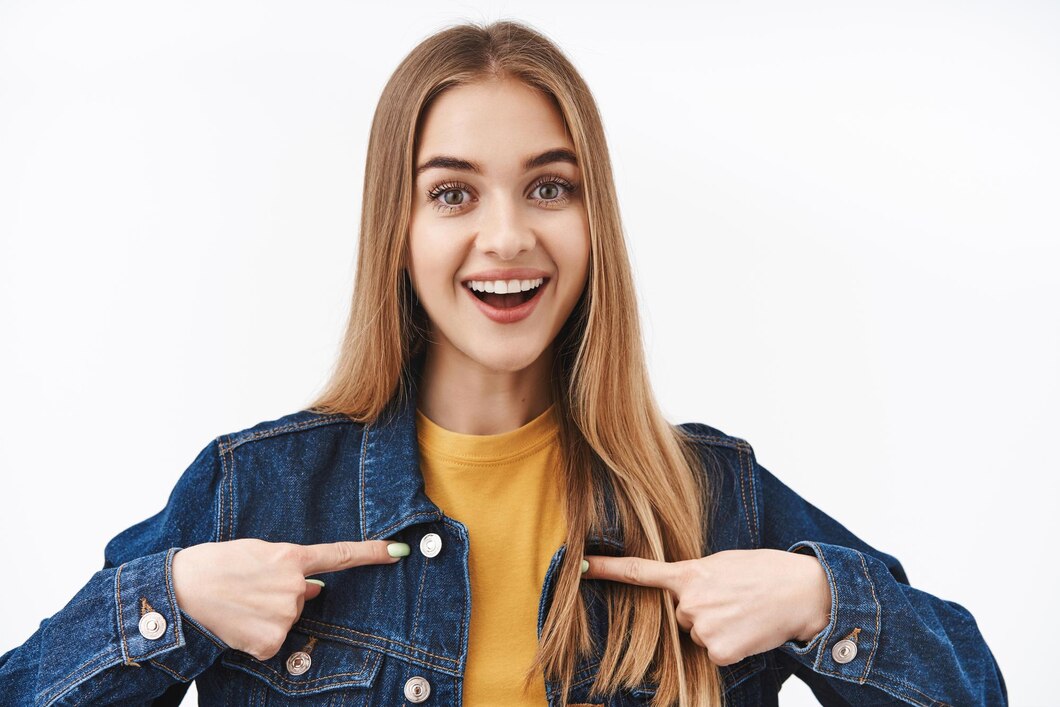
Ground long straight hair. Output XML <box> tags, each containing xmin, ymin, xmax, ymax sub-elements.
<box><xmin>308</xmin><ymin>20</ymin><xmax>724</xmax><ymax>706</ymax></box>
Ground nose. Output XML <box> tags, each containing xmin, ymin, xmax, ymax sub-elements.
<box><xmin>474</xmin><ymin>194</ymin><xmax>536</xmax><ymax>260</ymax></box>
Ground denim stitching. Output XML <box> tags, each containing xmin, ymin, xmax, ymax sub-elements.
<box><xmin>409</xmin><ymin>533</ymin><xmax>431</xmax><ymax>646</ymax></box>
<box><xmin>221</xmin><ymin>415</ymin><xmax>352</xmax><ymax>453</ymax></box>
<box><xmin>224</xmin><ymin>438</ymin><xmax>236</xmax><ymax>540</ymax></box>
<box><xmin>746</xmin><ymin>449</ymin><xmax>760</xmax><ymax>544</ymax></box>
<box><xmin>804</xmin><ymin>548</ymin><xmax>951</xmax><ymax>707</ymax></box>
<box><xmin>359</xmin><ymin>424</ymin><xmax>370</xmax><ymax>541</ymax></box>
<box><xmin>856</xmin><ymin>550</ymin><xmax>881</xmax><ymax>682</ymax></box>
<box><xmin>163</xmin><ymin>547</ymin><xmax>184</xmax><ymax>647</ymax></box>
<box><xmin>296</xmin><ymin>614</ymin><xmax>457</xmax><ymax>665</ymax></box>
<box><xmin>183</xmin><ymin>614</ymin><xmax>227</xmax><ymax>650</ymax></box>
<box><xmin>147</xmin><ymin>658</ymin><xmax>189</xmax><ymax>682</ymax></box>
<box><xmin>735</xmin><ymin>448</ymin><xmax>756</xmax><ymax>545</ymax></box>
<box><xmin>443</xmin><ymin>516</ymin><xmax>471</xmax><ymax>681</ymax></box>
<box><xmin>114</xmin><ymin>563</ymin><xmax>132</xmax><ymax>665</ymax></box>
<box><xmin>681</xmin><ymin>432</ymin><xmax>753</xmax><ymax>453</ymax></box>
<box><xmin>224</xmin><ymin>645</ymin><xmax>377</xmax><ymax>688</ymax></box>
<box><xmin>854</xmin><ymin>676</ymin><xmax>941</xmax><ymax>706</ymax></box>
<box><xmin>857</xmin><ymin>681</ymin><xmax>932</xmax><ymax>706</ymax></box>
<box><xmin>810</xmin><ymin>541</ymin><xmax>839</xmax><ymax>668</ymax></box>
<box><xmin>368</xmin><ymin>511</ymin><xmax>441</xmax><ymax>540</ymax></box>
<box><xmin>40</xmin><ymin>653</ymin><xmax>116</xmax><ymax>707</ymax></box>
<box><xmin>216</xmin><ymin>436</ymin><xmax>230</xmax><ymax>542</ymax></box>
<box><xmin>873</xmin><ymin>673</ymin><xmax>954</xmax><ymax>706</ymax></box>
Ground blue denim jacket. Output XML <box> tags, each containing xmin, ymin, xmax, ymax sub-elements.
<box><xmin>0</xmin><ymin>389</ymin><xmax>1007</xmax><ymax>706</ymax></box>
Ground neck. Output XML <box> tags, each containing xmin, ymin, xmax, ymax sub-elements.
<box><xmin>416</xmin><ymin>343</ymin><xmax>554</xmax><ymax>435</ymax></box>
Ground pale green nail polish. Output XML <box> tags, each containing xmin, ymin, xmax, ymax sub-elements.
<box><xmin>388</xmin><ymin>542</ymin><xmax>411</xmax><ymax>558</ymax></box>
<box><xmin>305</xmin><ymin>578</ymin><xmax>325</xmax><ymax>588</ymax></box>
<box><xmin>580</xmin><ymin>560</ymin><xmax>589</xmax><ymax>574</ymax></box>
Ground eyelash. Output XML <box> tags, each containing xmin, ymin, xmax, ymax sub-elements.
<box><xmin>424</xmin><ymin>174</ymin><xmax>579</xmax><ymax>214</ymax></box>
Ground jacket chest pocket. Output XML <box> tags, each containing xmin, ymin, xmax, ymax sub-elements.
<box><xmin>219</xmin><ymin>629</ymin><xmax>383</xmax><ymax>705</ymax></box>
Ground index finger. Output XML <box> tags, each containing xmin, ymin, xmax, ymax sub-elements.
<box><xmin>298</xmin><ymin>540</ymin><xmax>401</xmax><ymax>576</ymax></box>
<box><xmin>582</xmin><ymin>554</ymin><xmax>682</xmax><ymax>592</ymax></box>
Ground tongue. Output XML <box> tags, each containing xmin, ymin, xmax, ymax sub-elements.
<box><xmin>482</xmin><ymin>291</ymin><xmax>526</xmax><ymax>309</ymax></box>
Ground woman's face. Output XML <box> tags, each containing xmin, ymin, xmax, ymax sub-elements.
<box><xmin>407</xmin><ymin>77</ymin><xmax>590</xmax><ymax>375</ymax></box>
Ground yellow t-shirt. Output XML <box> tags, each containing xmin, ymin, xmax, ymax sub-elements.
<box><xmin>416</xmin><ymin>405</ymin><xmax>567</xmax><ymax>705</ymax></box>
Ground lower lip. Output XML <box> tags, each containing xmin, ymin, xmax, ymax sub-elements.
<box><xmin>463</xmin><ymin>281</ymin><xmax>548</xmax><ymax>324</ymax></box>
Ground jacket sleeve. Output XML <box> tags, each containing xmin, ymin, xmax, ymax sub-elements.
<box><xmin>752</xmin><ymin>449</ymin><xmax>1008</xmax><ymax>706</ymax></box>
<box><xmin>0</xmin><ymin>439</ymin><xmax>231</xmax><ymax>706</ymax></box>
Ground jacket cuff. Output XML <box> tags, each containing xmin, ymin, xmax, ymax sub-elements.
<box><xmin>114</xmin><ymin>547</ymin><xmax>228</xmax><ymax>672</ymax></box>
<box><xmin>780</xmin><ymin>540</ymin><xmax>881</xmax><ymax>684</ymax></box>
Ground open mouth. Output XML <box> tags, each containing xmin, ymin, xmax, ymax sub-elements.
<box><xmin>463</xmin><ymin>277</ymin><xmax>548</xmax><ymax>309</ymax></box>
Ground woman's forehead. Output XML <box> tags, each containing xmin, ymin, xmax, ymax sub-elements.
<box><xmin>415</xmin><ymin>78</ymin><xmax>575</xmax><ymax>174</ymax></box>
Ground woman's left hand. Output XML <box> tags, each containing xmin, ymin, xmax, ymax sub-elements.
<box><xmin>582</xmin><ymin>549</ymin><xmax>832</xmax><ymax>666</ymax></box>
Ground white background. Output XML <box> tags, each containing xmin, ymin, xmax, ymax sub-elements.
<box><xmin>1</xmin><ymin>1</ymin><xmax>1056</xmax><ymax>704</ymax></box>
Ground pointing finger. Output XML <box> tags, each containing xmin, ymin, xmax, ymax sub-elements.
<box><xmin>299</xmin><ymin>540</ymin><xmax>408</xmax><ymax>576</ymax></box>
<box><xmin>582</xmin><ymin>555</ymin><xmax>683</xmax><ymax>592</ymax></box>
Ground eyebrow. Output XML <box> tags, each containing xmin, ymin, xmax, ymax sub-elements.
<box><xmin>415</xmin><ymin>147</ymin><xmax>578</xmax><ymax>177</ymax></box>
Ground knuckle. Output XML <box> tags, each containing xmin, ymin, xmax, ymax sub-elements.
<box><xmin>707</xmin><ymin>641</ymin><xmax>737</xmax><ymax>667</ymax></box>
<box><xmin>622</xmin><ymin>559</ymin><xmax>642</xmax><ymax>584</ymax></box>
<box><xmin>334</xmin><ymin>542</ymin><xmax>357</xmax><ymax>567</ymax></box>
<box><xmin>278</xmin><ymin>542</ymin><xmax>306</xmax><ymax>565</ymax></box>
<box><xmin>264</xmin><ymin>629</ymin><xmax>289</xmax><ymax>657</ymax></box>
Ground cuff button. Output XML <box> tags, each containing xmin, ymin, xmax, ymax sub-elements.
<box><xmin>138</xmin><ymin>611</ymin><xmax>167</xmax><ymax>640</ymax></box>
<box><xmin>831</xmin><ymin>638</ymin><xmax>858</xmax><ymax>664</ymax></box>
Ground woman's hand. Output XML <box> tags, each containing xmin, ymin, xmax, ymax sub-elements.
<box><xmin>582</xmin><ymin>549</ymin><xmax>831</xmax><ymax>666</ymax></box>
<box><xmin>172</xmin><ymin>538</ymin><xmax>404</xmax><ymax>660</ymax></box>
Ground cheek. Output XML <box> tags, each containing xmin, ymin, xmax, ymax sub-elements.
<box><xmin>406</xmin><ymin>221</ymin><xmax>464</xmax><ymax>298</ymax></box>
<box><xmin>553</xmin><ymin>218</ymin><xmax>591</xmax><ymax>288</ymax></box>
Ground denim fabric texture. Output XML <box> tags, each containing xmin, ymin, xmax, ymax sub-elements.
<box><xmin>0</xmin><ymin>387</ymin><xmax>1007</xmax><ymax>706</ymax></box>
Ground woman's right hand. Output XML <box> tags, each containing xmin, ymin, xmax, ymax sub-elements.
<box><xmin>171</xmin><ymin>538</ymin><xmax>404</xmax><ymax>660</ymax></box>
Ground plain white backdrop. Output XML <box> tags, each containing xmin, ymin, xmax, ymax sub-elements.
<box><xmin>1</xmin><ymin>1</ymin><xmax>1056</xmax><ymax>704</ymax></box>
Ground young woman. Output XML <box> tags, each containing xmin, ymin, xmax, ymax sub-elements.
<box><xmin>0</xmin><ymin>20</ymin><xmax>1005</xmax><ymax>707</ymax></box>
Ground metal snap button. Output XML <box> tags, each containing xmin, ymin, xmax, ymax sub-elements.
<box><xmin>832</xmin><ymin>638</ymin><xmax>858</xmax><ymax>664</ymax></box>
<box><xmin>404</xmin><ymin>675</ymin><xmax>431</xmax><ymax>702</ymax></box>
<box><xmin>138</xmin><ymin>611</ymin><xmax>167</xmax><ymax>640</ymax></box>
<box><xmin>286</xmin><ymin>650</ymin><xmax>312</xmax><ymax>675</ymax></box>
<box><xmin>419</xmin><ymin>533</ymin><xmax>442</xmax><ymax>558</ymax></box>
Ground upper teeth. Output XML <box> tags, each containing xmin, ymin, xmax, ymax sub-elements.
<box><xmin>466</xmin><ymin>277</ymin><xmax>544</xmax><ymax>294</ymax></box>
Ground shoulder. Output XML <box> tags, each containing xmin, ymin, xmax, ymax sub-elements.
<box><xmin>676</xmin><ymin>421</ymin><xmax>764</xmax><ymax>550</ymax></box>
<box><xmin>217</xmin><ymin>409</ymin><xmax>362</xmax><ymax>453</ymax></box>
<box><xmin>676</xmin><ymin>420</ymin><xmax>761</xmax><ymax>480</ymax></box>
<box><xmin>676</xmin><ymin>421</ymin><xmax>754</xmax><ymax>453</ymax></box>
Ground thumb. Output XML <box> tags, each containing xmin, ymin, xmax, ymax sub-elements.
<box><xmin>304</xmin><ymin>579</ymin><xmax>324</xmax><ymax>601</ymax></box>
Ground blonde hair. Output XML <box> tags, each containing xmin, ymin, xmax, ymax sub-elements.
<box><xmin>309</xmin><ymin>20</ymin><xmax>724</xmax><ymax>706</ymax></box>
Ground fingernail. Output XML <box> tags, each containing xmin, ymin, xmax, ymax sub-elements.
<box><xmin>387</xmin><ymin>542</ymin><xmax>411</xmax><ymax>558</ymax></box>
<box><xmin>580</xmin><ymin>560</ymin><xmax>589</xmax><ymax>574</ymax></box>
<box><xmin>305</xmin><ymin>578</ymin><xmax>325</xmax><ymax>588</ymax></box>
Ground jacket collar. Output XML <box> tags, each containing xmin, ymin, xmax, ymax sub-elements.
<box><xmin>356</xmin><ymin>379</ymin><xmax>624</xmax><ymax>551</ymax></box>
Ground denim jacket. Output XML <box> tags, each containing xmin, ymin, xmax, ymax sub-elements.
<box><xmin>0</xmin><ymin>389</ymin><xmax>1007</xmax><ymax>706</ymax></box>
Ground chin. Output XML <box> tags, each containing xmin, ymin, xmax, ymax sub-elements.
<box><xmin>467</xmin><ymin>346</ymin><xmax>547</xmax><ymax>374</ymax></box>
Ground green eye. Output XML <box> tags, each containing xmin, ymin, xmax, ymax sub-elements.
<box><xmin>538</xmin><ymin>183</ymin><xmax>559</xmax><ymax>200</ymax></box>
<box><xmin>530</xmin><ymin>175</ymin><xmax>577</xmax><ymax>205</ymax></box>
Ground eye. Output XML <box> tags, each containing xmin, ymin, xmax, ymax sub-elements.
<box><xmin>528</xmin><ymin>175</ymin><xmax>578</xmax><ymax>207</ymax></box>
<box><xmin>426</xmin><ymin>181</ymin><xmax>474</xmax><ymax>213</ymax></box>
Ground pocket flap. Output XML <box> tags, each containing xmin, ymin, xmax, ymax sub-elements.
<box><xmin>221</xmin><ymin>628</ymin><xmax>383</xmax><ymax>697</ymax></box>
